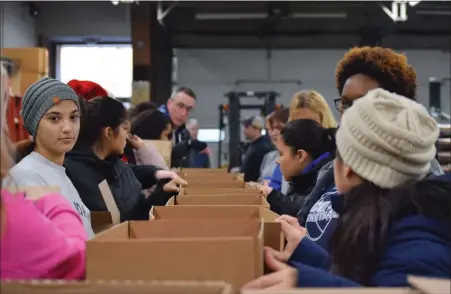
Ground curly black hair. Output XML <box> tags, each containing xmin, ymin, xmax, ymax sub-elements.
<box><xmin>335</xmin><ymin>47</ymin><xmax>417</xmax><ymax>100</ymax></box>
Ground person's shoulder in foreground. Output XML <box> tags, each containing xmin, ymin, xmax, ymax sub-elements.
<box><xmin>0</xmin><ymin>189</ymin><xmax>87</xmax><ymax>280</ymax></box>
<box><xmin>295</xmin><ymin>178</ymin><xmax>451</xmax><ymax>288</ymax></box>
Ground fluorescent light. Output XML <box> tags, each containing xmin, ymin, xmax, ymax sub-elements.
<box><xmin>416</xmin><ymin>10</ymin><xmax>451</xmax><ymax>16</ymax></box>
<box><xmin>195</xmin><ymin>13</ymin><xmax>267</xmax><ymax>20</ymax></box>
<box><xmin>194</xmin><ymin>12</ymin><xmax>347</xmax><ymax>20</ymax></box>
<box><xmin>291</xmin><ymin>12</ymin><xmax>347</xmax><ymax>19</ymax></box>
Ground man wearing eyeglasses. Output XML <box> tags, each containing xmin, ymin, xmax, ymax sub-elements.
<box><xmin>159</xmin><ymin>86</ymin><xmax>209</xmax><ymax>167</ymax></box>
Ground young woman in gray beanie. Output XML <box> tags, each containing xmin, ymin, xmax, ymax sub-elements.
<box><xmin>4</xmin><ymin>77</ymin><xmax>95</xmax><ymax>238</ymax></box>
<box><xmin>242</xmin><ymin>88</ymin><xmax>451</xmax><ymax>290</ymax></box>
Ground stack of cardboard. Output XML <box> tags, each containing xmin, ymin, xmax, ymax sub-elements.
<box><xmin>85</xmin><ymin>168</ymin><xmax>275</xmax><ymax>293</ymax></box>
<box><xmin>2</xmin><ymin>47</ymin><xmax>49</xmax><ymax>96</ymax></box>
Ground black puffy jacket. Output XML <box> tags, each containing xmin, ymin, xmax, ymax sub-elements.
<box><xmin>64</xmin><ymin>147</ymin><xmax>173</xmax><ymax>221</ymax></box>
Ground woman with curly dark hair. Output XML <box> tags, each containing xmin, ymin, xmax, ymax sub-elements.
<box><xmin>297</xmin><ymin>47</ymin><xmax>444</xmax><ymax>249</ymax></box>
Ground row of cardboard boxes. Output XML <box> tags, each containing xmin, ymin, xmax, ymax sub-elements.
<box><xmin>3</xmin><ymin>168</ymin><xmax>450</xmax><ymax>294</ymax></box>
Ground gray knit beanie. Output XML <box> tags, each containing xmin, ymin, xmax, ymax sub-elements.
<box><xmin>21</xmin><ymin>77</ymin><xmax>79</xmax><ymax>137</ymax></box>
<box><xmin>336</xmin><ymin>88</ymin><xmax>439</xmax><ymax>189</ymax></box>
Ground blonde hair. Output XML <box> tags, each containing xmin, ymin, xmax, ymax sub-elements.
<box><xmin>289</xmin><ymin>90</ymin><xmax>338</xmax><ymax>129</ymax></box>
<box><xmin>1</xmin><ymin>64</ymin><xmax>14</xmax><ymax>183</ymax></box>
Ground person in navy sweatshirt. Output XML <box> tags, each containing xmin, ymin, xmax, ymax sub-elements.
<box><xmin>298</xmin><ymin>46</ymin><xmax>444</xmax><ymax>249</ymax></box>
<box><xmin>242</xmin><ymin>88</ymin><xmax>451</xmax><ymax>290</ymax></box>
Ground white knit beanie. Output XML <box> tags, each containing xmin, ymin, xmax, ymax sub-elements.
<box><xmin>336</xmin><ymin>88</ymin><xmax>439</xmax><ymax>188</ymax></box>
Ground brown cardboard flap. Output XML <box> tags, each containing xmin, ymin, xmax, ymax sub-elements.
<box><xmin>151</xmin><ymin>206</ymin><xmax>278</xmax><ymax>222</ymax></box>
<box><xmin>150</xmin><ymin>205</ymin><xmax>261</xmax><ymax>220</ymax></box>
<box><xmin>408</xmin><ymin>276</ymin><xmax>451</xmax><ymax>294</ymax></box>
<box><xmin>181</xmin><ymin>168</ymin><xmax>227</xmax><ymax>173</ymax></box>
<box><xmin>181</xmin><ymin>188</ymin><xmax>261</xmax><ymax>196</ymax></box>
<box><xmin>166</xmin><ymin>195</ymin><xmax>269</xmax><ymax>207</ymax></box>
<box><xmin>186</xmin><ymin>181</ymin><xmax>245</xmax><ymax>188</ymax></box>
<box><xmin>130</xmin><ymin>219</ymin><xmax>262</xmax><ymax>239</ymax></box>
<box><xmin>0</xmin><ymin>280</ymin><xmax>232</xmax><ymax>294</ymax></box>
<box><xmin>149</xmin><ymin>206</ymin><xmax>282</xmax><ymax>251</ymax></box>
<box><xmin>87</xmin><ymin>220</ymin><xmax>264</xmax><ymax>290</ymax></box>
<box><xmin>93</xmin><ymin>221</ymin><xmax>129</xmax><ymax>241</ymax></box>
<box><xmin>98</xmin><ymin>180</ymin><xmax>121</xmax><ymax>225</ymax></box>
<box><xmin>90</xmin><ymin>211</ymin><xmax>114</xmax><ymax>234</ymax></box>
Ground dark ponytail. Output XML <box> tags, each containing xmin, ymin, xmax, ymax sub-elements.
<box><xmin>280</xmin><ymin>119</ymin><xmax>336</xmax><ymax>159</ymax></box>
<box><xmin>15</xmin><ymin>139</ymin><xmax>35</xmax><ymax>162</ymax></box>
<box><xmin>76</xmin><ymin>96</ymin><xmax>127</xmax><ymax>148</ymax></box>
<box><xmin>329</xmin><ymin>158</ymin><xmax>451</xmax><ymax>285</ymax></box>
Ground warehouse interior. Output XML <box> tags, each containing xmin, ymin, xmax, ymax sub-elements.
<box><xmin>1</xmin><ymin>1</ymin><xmax>451</xmax><ymax>292</ymax></box>
<box><xmin>2</xmin><ymin>1</ymin><xmax>450</xmax><ymax>168</ymax></box>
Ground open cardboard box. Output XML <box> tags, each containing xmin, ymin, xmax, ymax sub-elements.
<box><xmin>178</xmin><ymin>172</ymin><xmax>237</xmax><ymax>180</ymax></box>
<box><xmin>87</xmin><ymin>218</ymin><xmax>264</xmax><ymax>291</ymax></box>
<box><xmin>150</xmin><ymin>205</ymin><xmax>283</xmax><ymax>251</ymax></box>
<box><xmin>166</xmin><ymin>194</ymin><xmax>270</xmax><ymax>207</ymax></box>
<box><xmin>185</xmin><ymin>181</ymin><xmax>246</xmax><ymax>188</ymax></box>
<box><xmin>181</xmin><ymin>168</ymin><xmax>228</xmax><ymax>173</ymax></box>
<box><xmin>0</xmin><ymin>280</ymin><xmax>232</xmax><ymax>294</ymax></box>
<box><xmin>91</xmin><ymin>211</ymin><xmax>114</xmax><ymax>234</ymax></box>
<box><xmin>241</xmin><ymin>276</ymin><xmax>451</xmax><ymax>294</ymax></box>
<box><xmin>179</xmin><ymin>188</ymin><xmax>261</xmax><ymax>196</ymax></box>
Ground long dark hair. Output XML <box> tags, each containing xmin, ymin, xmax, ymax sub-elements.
<box><xmin>128</xmin><ymin>101</ymin><xmax>158</xmax><ymax>122</ymax></box>
<box><xmin>280</xmin><ymin>119</ymin><xmax>336</xmax><ymax>159</ymax></box>
<box><xmin>76</xmin><ymin>96</ymin><xmax>127</xmax><ymax>148</ymax></box>
<box><xmin>131</xmin><ymin>109</ymin><xmax>171</xmax><ymax>140</ymax></box>
<box><xmin>330</xmin><ymin>155</ymin><xmax>451</xmax><ymax>285</ymax></box>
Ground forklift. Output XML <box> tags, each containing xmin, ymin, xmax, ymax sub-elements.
<box><xmin>217</xmin><ymin>90</ymin><xmax>281</xmax><ymax>169</ymax></box>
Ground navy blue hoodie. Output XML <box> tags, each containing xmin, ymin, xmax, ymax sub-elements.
<box><xmin>289</xmin><ymin>179</ymin><xmax>451</xmax><ymax>287</ymax></box>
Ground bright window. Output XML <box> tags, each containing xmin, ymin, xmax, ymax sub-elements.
<box><xmin>198</xmin><ymin>129</ymin><xmax>225</xmax><ymax>143</ymax></box>
<box><xmin>58</xmin><ymin>44</ymin><xmax>133</xmax><ymax>98</ymax></box>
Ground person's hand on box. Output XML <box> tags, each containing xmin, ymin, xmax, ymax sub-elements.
<box><xmin>241</xmin><ymin>247</ymin><xmax>298</xmax><ymax>291</ymax></box>
<box><xmin>259</xmin><ymin>180</ymin><xmax>273</xmax><ymax>197</ymax></box>
<box><xmin>163</xmin><ymin>179</ymin><xmax>184</xmax><ymax>193</ymax></box>
<box><xmin>275</xmin><ymin>215</ymin><xmax>307</xmax><ymax>261</ymax></box>
<box><xmin>246</xmin><ymin>181</ymin><xmax>261</xmax><ymax>189</ymax></box>
<box><xmin>155</xmin><ymin>170</ymin><xmax>186</xmax><ymax>183</ymax></box>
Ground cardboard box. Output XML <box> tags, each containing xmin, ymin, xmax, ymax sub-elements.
<box><xmin>167</xmin><ymin>194</ymin><xmax>270</xmax><ymax>207</ymax></box>
<box><xmin>186</xmin><ymin>181</ymin><xmax>246</xmax><ymax>188</ymax></box>
<box><xmin>87</xmin><ymin>219</ymin><xmax>264</xmax><ymax>290</ymax></box>
<box><xmin>178</xmin><ymin>172</ymin><xmax>237</xmax><ymax>180</ymax></box>
<box><xmin>182</xmin><ymin>168</ymin><xmax>228</xmax><ymax>173</ymax></box>
<box><xmin>180</xmin><ymin>188</ymin><xmax>261</xmax><ymax>196</ymax></box>
<box><xmin>241</xmin><ymin>276</ymin><xmax>451</xmax><ymax>294</ymax></box>
<box><xmin>1</xmin><ymin>280</ymin><xmax>233</xmax><ymax>294</ymax></box>
<box><xmin>145</xmin><ymin>140</ymin><xmax>172</xmax><ymax>166</ymax></box>
<box><xmin>91</xmin><ymin>211</ymin><xmax>114</xmax><ymax>234</ymax></box>
<box><xmin>2</xmin><ymin>47</ymin><xmax>49</xmax><ymax>74</ymax></box>
<box><xmin>150</xmin><ymin>205</ymin><xmax>283</xmax><ymax>251</ymax></box>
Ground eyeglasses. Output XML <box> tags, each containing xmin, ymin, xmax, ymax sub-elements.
<box><xmin>334</xmin><ymin>98</ymin><xmax>353</xmax><ymax>112</ymax></box>
<box><xmin>176</xmin><ymin>102</ymin><xmax>193</xmax><ymax>113</ymax></box>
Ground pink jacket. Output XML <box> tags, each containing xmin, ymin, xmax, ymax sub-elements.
<box><xmin>133</xmin><ymin>142</ymin><xmax>169</xmax><ymax>197</ymax></box>
<box><xmin>0</xmin><ymin>190</ymin><xmax>87</xmax><ymax>280</ymax></box>
<box><xmin>134</xmin><ymin>141</ymin><xmax>168</xmax><ymax>170</ymax></box>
